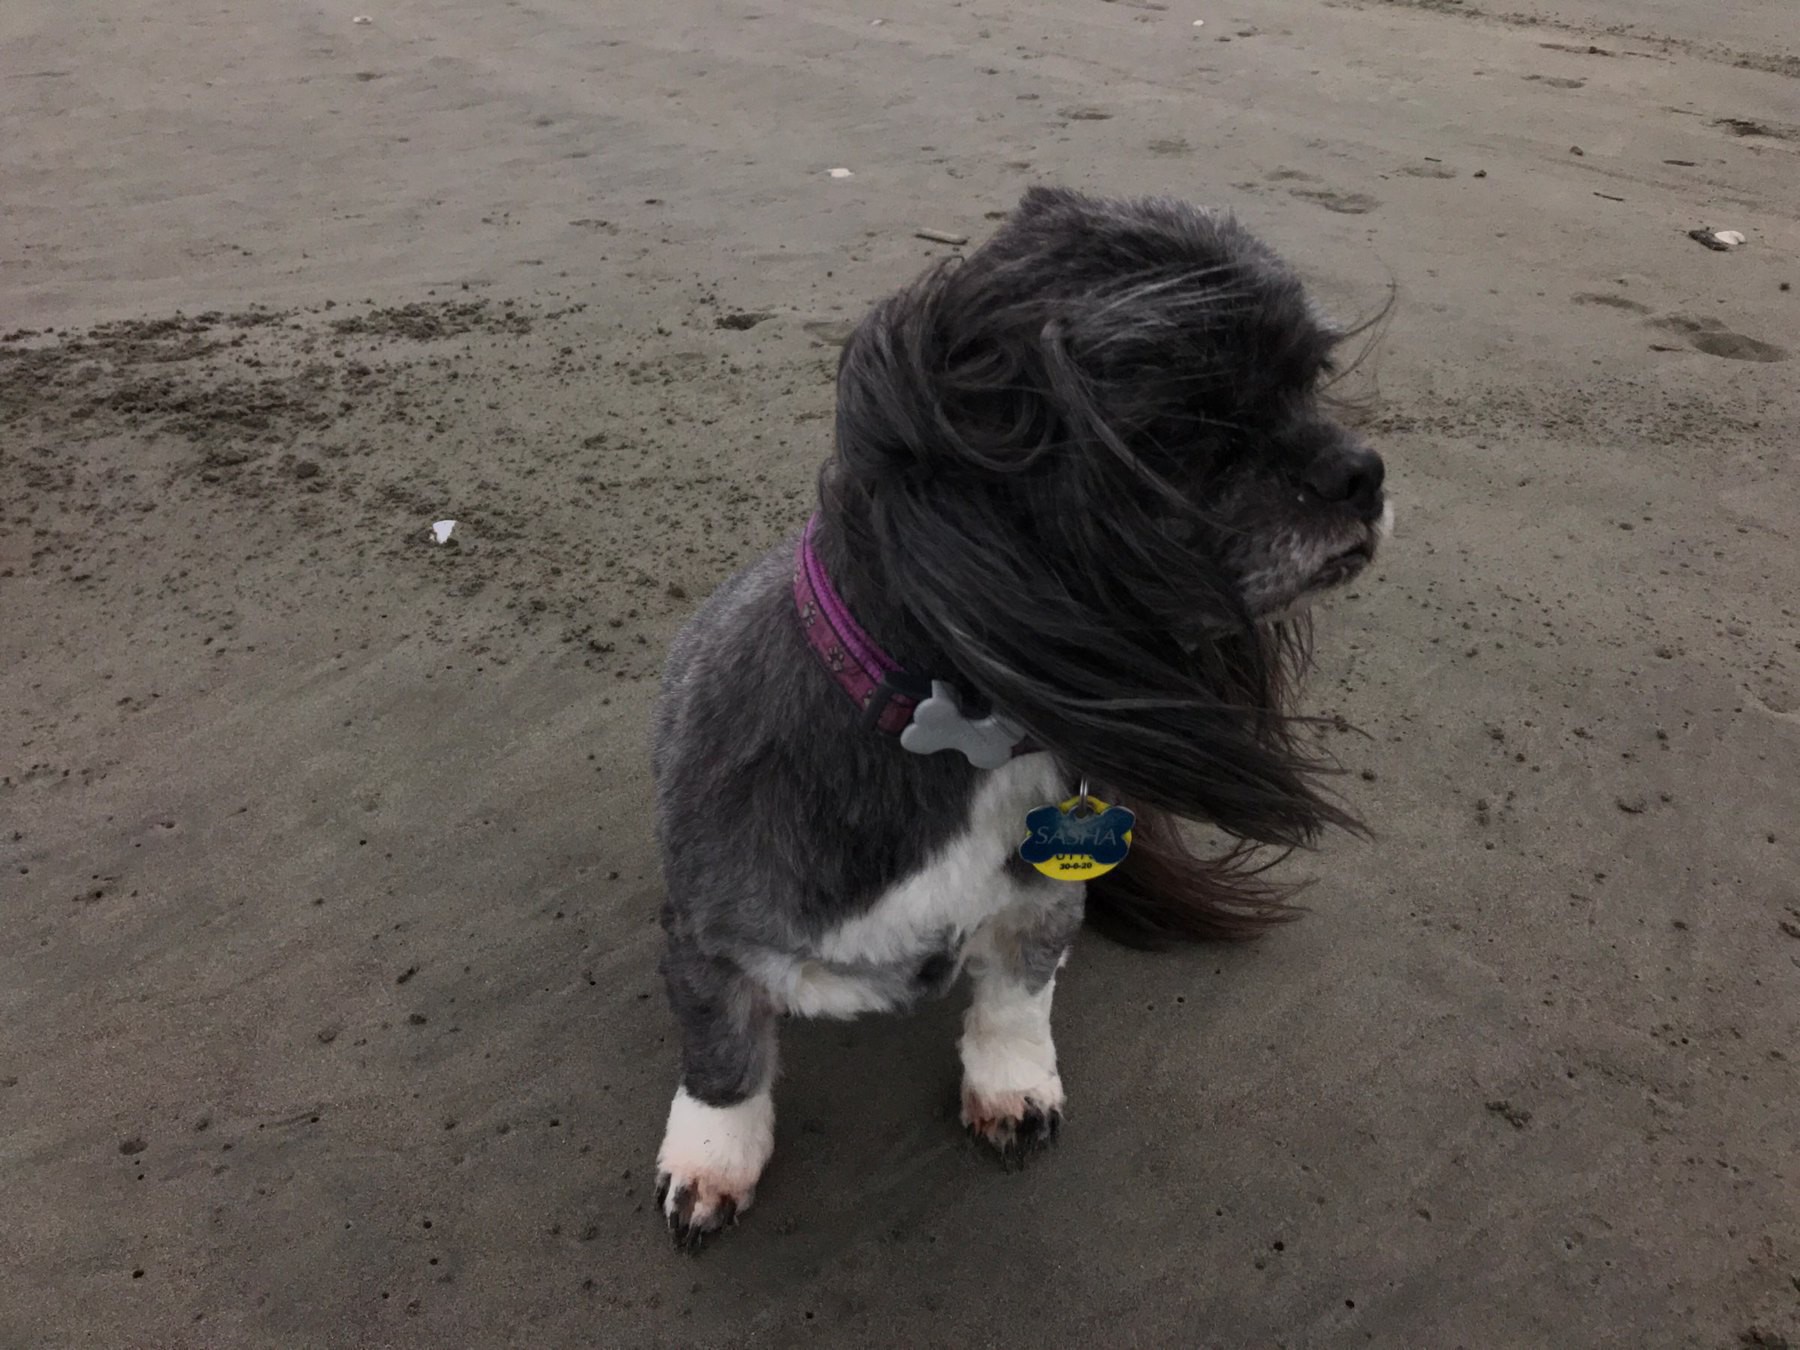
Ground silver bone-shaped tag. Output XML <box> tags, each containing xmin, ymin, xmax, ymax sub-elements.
<box><xmin>899</xmin><ymin>680</ymin><xmax>1025</xmax><ymax>770</ymax></box>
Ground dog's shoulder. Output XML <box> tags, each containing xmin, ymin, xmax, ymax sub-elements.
<box><xmin>651</xmin><ymin>535</ymin><xmax>995</xmax><ymax>945</ymax></box>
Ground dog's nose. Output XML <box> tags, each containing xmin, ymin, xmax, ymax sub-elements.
<box><xmin>1303</xmin><ymin>446</ymin><xmax>1385</xmax><ymax>520</ymax></box>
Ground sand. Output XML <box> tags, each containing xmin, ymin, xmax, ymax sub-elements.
<box><xmin>2</xmin><ymin>0</ymin><xmax>1797</xmax><ymax>1345</ymax></box>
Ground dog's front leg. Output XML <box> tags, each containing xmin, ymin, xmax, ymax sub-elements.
<box><xmin>654</xmin><ymin>942</ymin><xmax>778</xmax><ymax>1251</ymax></box>
<box><xmin>958</xmin><ymin>886</ymin><xmax>1082</xmax><ymax>1165</ymax></box>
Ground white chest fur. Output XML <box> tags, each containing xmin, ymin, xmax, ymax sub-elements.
<box><xmin>751</xmin><ymin>753</ymin><xmax>1070</xmax><ymax>1018</ymax></box>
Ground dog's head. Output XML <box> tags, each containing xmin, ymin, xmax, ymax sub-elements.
<box><xmin>827</xmin><ymin>187</ymin><xmax>1388</xmax><ymax>844</ymax></box>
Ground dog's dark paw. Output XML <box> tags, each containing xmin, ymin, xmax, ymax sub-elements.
<box><xmin>655</xmin><ymin>1171</ymin><xmax>746</xmax><ymax>1253</ymax></box>
<box><xmin>962</xmin><ymin>1090</ymin><xmax>1063</xmax><ymax>1169</ymax></box>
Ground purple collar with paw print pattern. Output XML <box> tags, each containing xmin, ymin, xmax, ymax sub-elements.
<box><xmin>792</xmin><ymin>515</ymin><xmax>1033</xmax><ymax>769</ymax></box>
<box><xmin>792</xmin><ymin>514</ymin><xmax>924</xmax><ymax>736</ymax></box>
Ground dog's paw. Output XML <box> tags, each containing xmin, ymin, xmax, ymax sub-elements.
<box><xmin>655</xmin><ymin>1170</ymin><xmax>750</xmax><ymax>1252</ymax></box>
<box><xmin>958</xmin><ymin>983</ymin><xmax>1064</xmax><ymax>1169</ymax></box>
<box><xmin>961</xmin><ymin>1084</ymin><xmax>1064</xmax><ymax>1169</ymax></box>
<box><xmin>654</xmin><ymin>1087</ymin><xmax>774</xmax><ymax>1253</ymax></box>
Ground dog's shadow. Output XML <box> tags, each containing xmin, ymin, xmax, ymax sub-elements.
<box><xmin>757</xmin><ymin>996</ymin><xmax>977</xmax><ymax>1227</ymax></box>
<box><xmin>745</xmin><ymin>943</ymin><xmax>1201</xmax><ymax>1252</ymax></box>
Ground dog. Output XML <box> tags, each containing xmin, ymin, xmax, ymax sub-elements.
<box><xmin>649</xmin><ymin>186</ymin><xmax>1389</xmax><ymax>1249</ymax></box>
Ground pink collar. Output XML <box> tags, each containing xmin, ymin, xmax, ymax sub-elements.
<box><xmin>792</xmin><ymin>515</ymin><xmax>924</xmax><ymax>735</ymax></box>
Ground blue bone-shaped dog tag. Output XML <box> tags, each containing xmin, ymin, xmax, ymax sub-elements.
<box><xmin>899</xmin><ymin>681</ymin><xmax>1025</xmax><ymax>770</ymax></box>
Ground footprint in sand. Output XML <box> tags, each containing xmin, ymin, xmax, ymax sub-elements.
<box><xmin>1651</xmin><ymin>314</ymin><xmax>1789</xmax><ymax>362</ymax></box>
<box><xmin>1714</xmin><ymin>116</ymin><xmax>1796</xmax><ymax>141</ymax></box>
<box><xmin>1572</xmin><ymin>293</ymin><xmax>1651</xmax><ymax>313</ymax></box>
<box><xmin>1574</xmin><ymin>296</ymin><xmax>1788</xmax><ymax>362</ymax></box>
<box><xmin>1289</xmin><ymin>188</ymin><xmax>1379</xmax><ymax>215</ymax></box>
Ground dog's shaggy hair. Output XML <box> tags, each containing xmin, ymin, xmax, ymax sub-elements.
<box><xmin>649</xmin><ymin>187</ymin><xmax>1388</xmax><ymax>1248</ymax></box>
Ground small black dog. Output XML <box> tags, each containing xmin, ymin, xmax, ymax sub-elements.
<box><xmin>649</xmin><ymin>187</ymin><xmax>1389</xmax><ymax>1248</ymax></box>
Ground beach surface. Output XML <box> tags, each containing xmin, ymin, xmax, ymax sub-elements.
<box><xmin>2</xmin><ymin>0</ymin><xmax>1797</xmax><ymax>1344</ymax></box>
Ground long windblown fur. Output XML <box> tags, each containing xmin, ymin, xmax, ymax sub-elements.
<box><xmin>648</xmin><ymin>187</ymin><xmax>1389</xmax><ymax>1246</ymax></box>
<box><xmin>821</xmin><ymin>187</ymin><xmax>1371</xmax><ymax>944</ymax></box>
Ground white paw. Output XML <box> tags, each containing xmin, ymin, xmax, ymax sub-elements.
<box><xmin>959</xmin><ymin>981</ymin><xmax>1065</xmax><ymax>1165</ymax></box>
<box><xmin>653</xmin><ymin>1087</ymin><xmax>774</xmax><ymax>1251</ymax></box>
